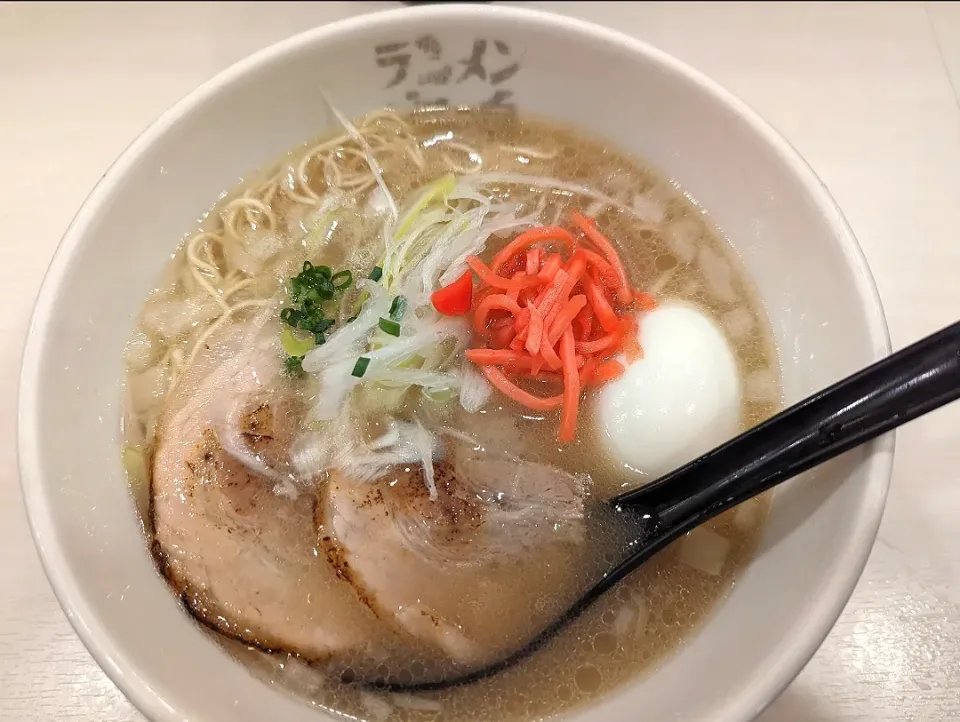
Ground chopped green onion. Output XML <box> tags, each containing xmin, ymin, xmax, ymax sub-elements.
<box><xmin>309</xmin><ymin>318</ymin><xmax>335</xmax><ymax>344</ymax></box>
<box><xmin>290</xmin><ymin>263</ymin><xmax>335</xmax><ymax>305</ymax></box>
<box><xmin>352</xmin><ymin>357</ymin><xmax>371</xmax><ymax>378</ymax></box>
<box><xmin>331</xmin><ymin>269</ymin><xmax>353</xmax><ymax>290</ymax></box>
<box><xmin>281</xmin><ymin>262</ymin><xmax>354</xmax><ymax>353</ymax></box>
<box><xmin>389</xmin><ymin>295</ymin><xmax>407</xmax><ymax>321</ymax></box>
<box><xmin>281</xmin><ymin>326</ymin><xmax>315</xmax><ymax>357</ymax></box>
<box><xmin>368</xmin><ymin>266</ymin><xmax>383</xmax><ymax>282</ymax></box>
<box><xmin>284</xmin><ymin>355</ymin><xmax>304</xmax><ymax>377</ymax></box>
<box><xmin>378</xmin><ymin>318</ymin><xmax>401</xmax><ymax>337</ymax></box>
<box><xmin>303</xmin><ymin>260</ymin><xmax>331</xmax><ymax>277</ymax></box>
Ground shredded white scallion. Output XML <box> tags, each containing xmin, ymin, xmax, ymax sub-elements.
<box><xmin>413</xmin><ymin>420</ymin><xmax>438</xmax><ymax>500</ymax></box>
<box><xmin>319</xmin><ymin>89</ymin><xmax>399</xmax><ymax>221</ymax></box>
<box><xmin>459</xmin><ymin>359</ymin><xmax>492</xmax><ymax>413</ymax></box>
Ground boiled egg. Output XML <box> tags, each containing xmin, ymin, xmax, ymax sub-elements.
<box><xmin>595</xmin><ymin>302</ymin><xmax>741</xmax><ymax>479</ymax></box>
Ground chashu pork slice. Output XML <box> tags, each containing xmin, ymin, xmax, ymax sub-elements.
<box><xmin>151</xmin><ymin>326</ymin><xmax>381</xmax><ymax>659</ymax></box>
<box><xmin>322</xmin><ymin>448</ymin><xmax>593</xmax><ymax>674</ymax></box>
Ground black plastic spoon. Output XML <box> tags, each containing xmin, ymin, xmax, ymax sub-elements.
<box><xmin>368</xmin><ymin>319</ymin><xmax>960</xmax><ymax>692</ymax></box>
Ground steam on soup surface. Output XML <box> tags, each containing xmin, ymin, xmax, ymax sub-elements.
<box><xmin>121</xmin><ymin>107</ymin><xmax>781</xmax><ymax>721</ymax></box>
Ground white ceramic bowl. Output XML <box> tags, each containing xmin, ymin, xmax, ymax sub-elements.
<box><xmin>18</xmin><ymin>5</ymin><xmax>893</xmax><ymax>722</ymax></box>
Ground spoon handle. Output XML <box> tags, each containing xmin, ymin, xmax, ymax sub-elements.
<box><xmin>614</xmin><ymin>319</ymin><xmax>960</xmax><ymax>531</ymax></box>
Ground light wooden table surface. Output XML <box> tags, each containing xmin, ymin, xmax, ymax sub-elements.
<box><xmin>2</xmin><ymin>2</ymin><xmax>959</xmax><ymax>720</ymax></box>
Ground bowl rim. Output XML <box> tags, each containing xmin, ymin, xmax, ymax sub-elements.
<box><xmin>17</xmin><ymin>4</ymin><xmax>894</xmax><ymax>721</ymax></box>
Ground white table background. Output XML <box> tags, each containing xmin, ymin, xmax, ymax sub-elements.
<box><xmin>2</xmin><ymin>2</ymin><xmax>959</xmax><ymax>720</ymax></box>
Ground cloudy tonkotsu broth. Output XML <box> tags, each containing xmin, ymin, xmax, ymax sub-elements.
<box><xmin>121</xmin><ymin>107</ymin><xmax>781</xmax><ymax>722</ymax></box>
